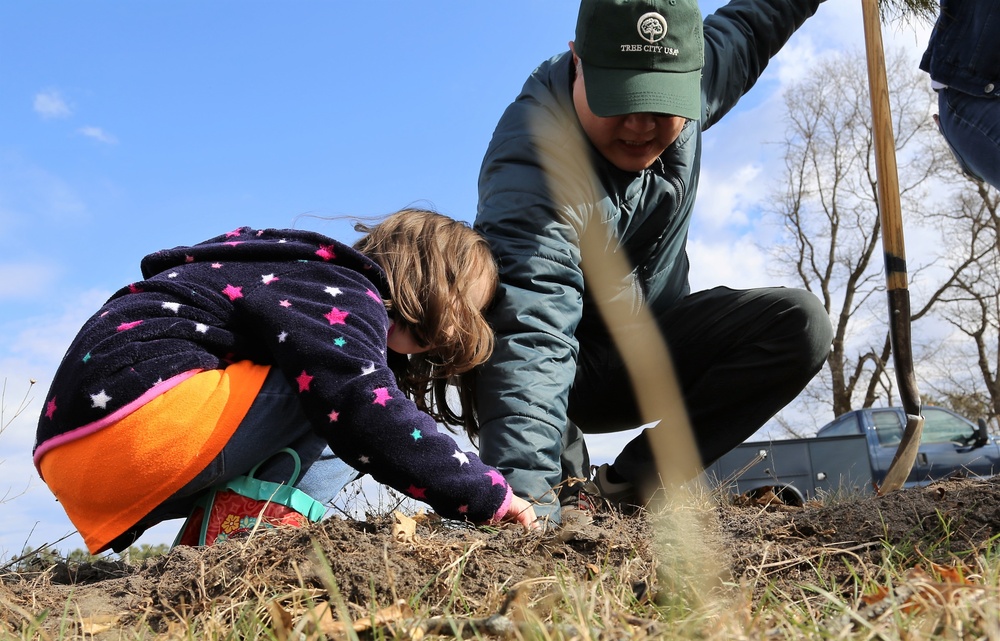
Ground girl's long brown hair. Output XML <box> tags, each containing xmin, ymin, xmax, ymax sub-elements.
<box><xmin>354</xmin><ymin>209</ymin><xmax>497</xmax><ymax>439</ymax></box>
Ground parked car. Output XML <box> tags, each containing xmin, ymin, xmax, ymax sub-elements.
<box><xmin>703</xmin><ymin>406</ymin><xmax>1000</xmax><ymax>505</ymax></box>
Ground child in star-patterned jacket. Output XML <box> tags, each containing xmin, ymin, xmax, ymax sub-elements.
<box><xmin>33</xmin><ymin>209</ymin><xmax>537</xmax><ymax>554</ymax></box>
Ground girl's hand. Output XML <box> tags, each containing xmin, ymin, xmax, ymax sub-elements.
<box><xmin>506</xmin><ymin>494</ymin><xmax>540</xmax><ymax>530</ymax></box>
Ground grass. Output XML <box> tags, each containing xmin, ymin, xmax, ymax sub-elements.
<box><xmin>2</xmin><ymin>523</ymin><xmax>998</xmax><ymax>639</ymax></box>
<box><xmin>3</xmin><ymin>378</ymin><xmax>999</xmax><ymax>639</ymax></box>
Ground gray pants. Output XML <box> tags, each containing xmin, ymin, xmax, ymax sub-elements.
<box><xmin>565</xmin><ymin>286</ymin><xmax>833</xmax><ymax>491</ymax></box>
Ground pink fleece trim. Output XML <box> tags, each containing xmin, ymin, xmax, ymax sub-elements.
<box><xmin>33</xmin><ymin>369</ymin><xmax>202</xmax><ymax>470</ymax></box>
<box><xmin>487</xmin><ymin>483</ymin><xmax>514</xmax><ymax>525</ymax></box>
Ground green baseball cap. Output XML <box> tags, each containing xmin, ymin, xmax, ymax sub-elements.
<box><xmin>575</xmin><ymin>0</ymin><xmax>705</xmax><ymax>120</ymax></box>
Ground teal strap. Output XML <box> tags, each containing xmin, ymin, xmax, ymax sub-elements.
<box><xmin>248</xmin><ymin>448</ymin><xmax>304</xmax><ymax>485</ymax></box>
<box><xmin>172</xmin><ymin>448</ymin><xmax>325</xmax><ymax>547</ymax></box>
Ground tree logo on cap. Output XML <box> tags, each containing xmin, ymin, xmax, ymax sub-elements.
<box><xmin>637</xmin><ymin>12</ymin><xmax>668</xmax><ymax>44</ymax></box>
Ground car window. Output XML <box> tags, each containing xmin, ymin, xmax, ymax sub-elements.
<box><xmin>921</xmin><ymin>408</ymin><xmax>975</xmax><ymax>443</ymax></box>
<box><xmin>817</xmin><ymin>413</ymin><xmax>862</xmax><ymax>437</ymax></box>
<box><xmin>873</xmin><ymin>411</ymin><xmax>903</xmax><ymax>446</ymax></box>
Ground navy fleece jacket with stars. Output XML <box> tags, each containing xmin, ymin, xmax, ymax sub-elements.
<box><xmin>34</xmin><ymin>227</ymin><xmax>513</xmax><ymax>524</ymax></box>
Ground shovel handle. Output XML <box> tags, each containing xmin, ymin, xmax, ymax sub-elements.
<box><xmin>861</xmin><ymin>0</ymin><xmax>924</xmax><ymax>493</ymax></box>
<box><xmin>862</xmin><ymin>0</ymin><xmax>907</xmax><ymax>290</ymax></box>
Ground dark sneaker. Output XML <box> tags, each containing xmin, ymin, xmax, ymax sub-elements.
<box><xmin>592</xmin><ymin>464</ymin><xmax>639</xmax><ymax>510</ymax></box>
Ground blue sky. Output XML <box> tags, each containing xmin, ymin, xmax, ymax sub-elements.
<box><xmin>0</xmin><ymin>1</ymin><xmax>931</xmax><ymax>557</ymax></box>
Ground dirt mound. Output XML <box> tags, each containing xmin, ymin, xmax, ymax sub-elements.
<box><xmin>2</xmin><ymin>477</ymin><xmax>999</xmax><ymax>637</ymax></box>
<box><xmin>721</xmin><ymin>476</ymin><xmax>1000</xmax><ymax>601</ymax></box>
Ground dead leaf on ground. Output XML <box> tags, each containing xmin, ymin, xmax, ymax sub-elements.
<box><xmin>267</xmin><ymin>599</ymin><xmax>294</xmax><ymax>640</ymax></box>
<box><xmin>393</xmin><ymin>510</ymin><xmax>418</xmax><ymax>543</ymax></box>
<box><xmin>300</xmin><ymin>599</ymin><xmax>414</xmax><ymax>638</ymax></box>
<box><xmin>858</xmin><ymin>562</ymin><xmax>986</xmax><ymax>618</ymax></box>
<box><xmin>78</xmin><ymin>614</ymin><xmax>121</xmax><ymax>635</ymax></box>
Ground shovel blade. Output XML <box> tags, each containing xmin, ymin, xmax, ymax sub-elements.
<box><xmin>877</xmin><ymin>413</ymin><xmax>924</xmax><ymax>495</ymax></box>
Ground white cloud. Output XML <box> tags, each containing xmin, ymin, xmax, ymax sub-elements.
<box><xmin>696</xmin><ymin>163</ymin><xmax>763</xmax><ymax>230</ymax></box>
<box><xmin>772</xmin><ymin>34</ymin><xmax>823</xmax><ymax>87</ymax></box>
<box><xmin>0</xmin><ymin>263</ymin><xmax>60</xmax><ymax>301</ymax></box>
<box><xmin>78</xmin><ymin>126</ymin><xmax>118</xmax><ymax>145</ymax></box>
<box><xmin>688</xmin><ymin>233</ymin><xmax>772</xmax><ymax>291</ymax></box>
<box><xmin>33</xmin><ymin>90</ymin><xmax>72</xmax><ymax>120</ymax></box>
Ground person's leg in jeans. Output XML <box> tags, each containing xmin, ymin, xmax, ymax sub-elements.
<box><xmin>937</xmin><ymin>88</ymin><xmax>1000</xmax><ymax>190</ymax></box>
<box><xmin>109</xmin><ymin>367</ymin><xmax>358</xmax><ymax>550</ymax></box>
<box><xmin>568</xmin><ymin>286</ymin><xmax>832</xmax><ymax>495</ymax></box>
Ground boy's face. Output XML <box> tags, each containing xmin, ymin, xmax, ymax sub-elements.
<box><xmin>571</xmin><ymin>49</ymin><xmax>687</xmax><ymax>173</ymax></box>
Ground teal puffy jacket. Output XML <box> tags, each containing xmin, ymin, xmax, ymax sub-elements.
<box><xmin>474</xmin><ymin>0</ymin><xmax>824</xmax><ymax>518</ymax></box>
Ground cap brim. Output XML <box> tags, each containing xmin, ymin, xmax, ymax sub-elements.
<box><xmin>583</xmin><ymin>64</ymin><xmax>702</xmax><ymax>121</ymax></box>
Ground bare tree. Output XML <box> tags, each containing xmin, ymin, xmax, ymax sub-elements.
<box><xmin>765</xmin><ymin>48</ymin><xmax>954</xmax><ymax>436</ymax></box>
<box><xmin>921</xmin><ymin>179</ymin><xmax>1000</xmax><ymax>428</ymax></box>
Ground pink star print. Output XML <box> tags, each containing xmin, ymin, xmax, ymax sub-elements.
<box><xmin>366</xmin><ymin>289</ymin><xmax>382</xmax><ymax>303</ymax></box>
<box><xmin>296</xmin><ymin>370</ymin><xmax>314</xmax><ymax>392</ymax></box>
<box><xmin>315</xmin><ymin>244</ymin><xmax>336</xmax><ymax>261</ymax></box>
<box><xmin>372</xmin><ymin>387</ymin><xmax>392</xmax><ymax>406</ymax></box>
<box><xmin>45</xmin><ymin>396</ymin><xmax>57</xmax><ymax>419</ymax></box>
<box><xmin>279</xmin><ymin>299</ymin><xmax>292</xmax><ymax>308</ymax></box>
<box><xmin>458</xmin><ymin>505</ymin><xmax>468</xmax><ymax>514</ymax></box>
<box><xmin>225</xmin><ymin>228</ymin><xmax>242</xmax><ymax>238</ymax></box>
<box><xmin>224</xmin><ymin>241</ymin><xmax>242</xmax><ymax>248</ymax></box>
<box><xmin>324</xmin><ymin>307</ymin><xmax>349</xmax><ymax>325</ymax></box>
<box><xmin>185</xmin><ymin>255</ymin><xmax>195</xmax><ymax>263</ymax></box>
<box><xmin>486</xmin><ymin>470</ymin><xmax>506</xmax><ymax>486</ymax></box>
<box><xmin>408</xmin><ymin>485</ymin><xmax>427</xmax><ymax>500</ymax></box>
<box><xmin>127</xmin><ymin>283</ymin><xmax>143</xmax><ymax>294</ymax></box>
<box><xmin>328</xmin><ymin>409</ymin><xmax>340</xmax><ymax>422</ymax></box>
<box><xmin>222</xmin><ymin>284</ymin><xmax>243</xmax><ymax>301</ymax></box>
<box><xmin>117</xmin><ymin>320</ymin><xmax>143</xmax><ymax>332</ymax></box>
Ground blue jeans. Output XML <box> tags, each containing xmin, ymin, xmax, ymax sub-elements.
<box><xmin>937</xmin><ymin>88</ymin><xmax>1000</xmax><ymax>189</ymax></box>
<box><xmin>108</xmin><ymin>367</ymin><xmax>359</xmax><ymax>551</ymax></box>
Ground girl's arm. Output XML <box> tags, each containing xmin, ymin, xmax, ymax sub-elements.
<box><xmin>242</xmin><ymin>260</ymin><xmax>517</xmax><ymax>524</ymax></box>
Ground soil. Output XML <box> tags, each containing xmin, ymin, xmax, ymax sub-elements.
<box><xmin>2</xmin><ymin>476</ymin><xmax>999</xmax><ymax>638</ymax></box>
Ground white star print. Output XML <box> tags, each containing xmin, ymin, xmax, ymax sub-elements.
<box><xmin>358</xmin><ymin>455</ymin><xmax>370</xmax><ymax>465</ymax></box>
<box><xmin>162</xmin><ymin>302</ymin><xmax>180</xmax><ymax>313</ymax></box>
<box><xmin>452</xmin><ymin>450</ymin><xmax>470</xmax><ymax>466</ymax></box>
<box><xmin>262</xmin><ymin>273</ymin><xmax>278</xmax><ymax>284</ymax></box>
<box><xmin>324</xmin><ymin>286</ymin><xmax>342</xmax><ymax>297</ymax></box>
<box><xmin>90</xmin><ymin>390</ymin><xmax>112</xmax><ymax>409</ymax></box>
<box><xmin>195</xmin><ymin>323</ymin><xmax>209</xmax><ymax>333</ymax></box>
<box><xmin>278</xmin><ymin>331</ymin><xmax>288</xmax><ymax>343</ymax></box>
<box><xmin>361</xmin><ymin>362</ymin><xmax>376</xmax><ymax>376</ymax></box>
<box><xmin>168</xmin><ymin>272</ymin><xmax>179</xmax><ymax>279</ymax></box>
